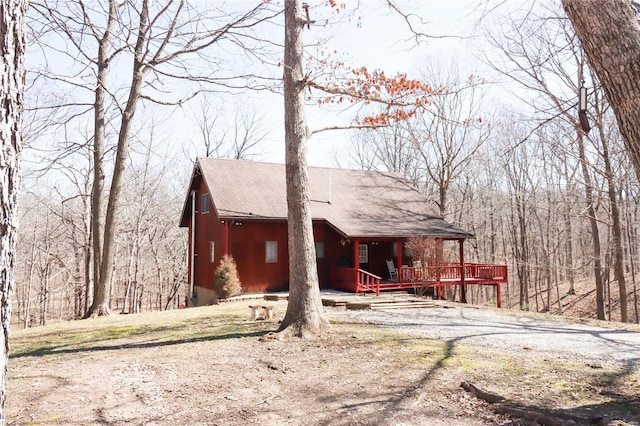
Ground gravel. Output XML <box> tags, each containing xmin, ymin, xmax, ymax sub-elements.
<box><xmin>327</xmin><ymin>304</ymin><xmax>640</xmax><ymax>368</ymax></box>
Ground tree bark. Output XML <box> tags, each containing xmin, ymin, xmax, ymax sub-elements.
<box><xmin>0</xmin><ymin>0</ymin><xmax>27</xmax><ymax>422</ymax></box>
<box><xmin>86</xmin><ymin>0</ymin><xmax>147</xmax><ymax>317</ymax></box>
<box><xmin>85</xmin><ymin>0</ymin><xmax>117</xmax><ymax>318</ymax></box>
<box><xmin>277</xmin><ymin>0</ymin><xmax>330</xmax><ymax>338</ymax></box>
<box><xmin>563</xmin><ymin>0</ymin><xmax>640</xmax><ymax>183</ymax></box>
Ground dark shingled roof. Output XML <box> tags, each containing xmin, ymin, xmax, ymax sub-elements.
<box><xmin>179</xmin><ymin>158</ymin><xmax>473</xmax><ymax>239</ymax></box>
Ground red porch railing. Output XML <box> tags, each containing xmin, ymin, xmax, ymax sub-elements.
<box><xmin>331</xmin><ymin>267</ymin><xmax>381</xmax><ymax>295</ymax></box>
<box><xmin>400</xmin><ymin>263</ymin><xmax>508</xmax><ymax>282</ymax></box>
<box><xmin>331</xmin><ymin>263</ymin><xmax>508</xmax><ymax>307</ymax></box>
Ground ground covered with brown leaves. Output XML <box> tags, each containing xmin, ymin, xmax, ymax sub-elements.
<box><xmin>7</xmin><ymin>300</ymin><xmax>640</xmax><ymax>425</ymax></box>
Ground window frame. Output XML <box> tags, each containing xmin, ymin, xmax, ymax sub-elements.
<box><xmin>315</xmin><ymin>241</ymin><xmax>325</xmax><ymax>259</ymax></box>
<box><xmin>201</xmin><ymin>193</ymin><xmax>210</xmax><ymax>214</ymax></box>
<box><xmin>265</xmin><ymin>241</ymin><xmax>278</xmax><ymax>263</ymax></box>
<box><xmin>358</xmin><ymin>243</ymin><xmax>368</xmax><ymax>264</ymax></box>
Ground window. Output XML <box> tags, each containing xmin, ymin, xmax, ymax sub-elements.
<box><xmin>315</xmin><ymin>241</ymin><xmax>325</xmax><ymax>259</ymax></box>
<box><xmin>266</xmin><ymin>241</ymin><xmax>278</xmax><ymax>263</ymax></box>
<box><xmin>210</xmin><ymin>242</ymin><xmax>215</xmax><ymax>263</ymax></box>
<box><xmin>359</xmin><ymin>243</ymin><xmax>368</xmax><ymax>264</ymax></box>
<box><xmin>201</xmin><ymin>193</ymin><xmax>210</xmax><ymax>214</ymax></box>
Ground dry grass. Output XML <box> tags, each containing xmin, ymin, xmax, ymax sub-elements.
<box><xmin>7</xmin><ymin>301</ymin><xmax>640</xmax><ymax>425</ymax></box>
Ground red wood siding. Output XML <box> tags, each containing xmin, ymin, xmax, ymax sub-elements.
<box><xmin>192</xmin><ymin>182</ymin><xmax>226</xmax><ymax>295</ymax></box>
<box><xmin>188</xmin><ymin>182</ymin><xmax>414</xmax><ymax>294</ymax></box>
<box><xmin>230</xmin><ymin>221</ymin><xmax>289</xmax><ymax>292</ymax></box>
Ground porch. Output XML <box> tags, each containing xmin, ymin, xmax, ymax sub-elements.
<box><xmin>330</xmin><ymin>263</ymin><xmax>508</xmax><ymax>308</ymax></box>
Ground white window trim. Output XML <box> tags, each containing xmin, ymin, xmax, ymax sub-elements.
<box><xmin>359</xmin><ymin>243</ymin><xmax>368</xmax><ymax>264</ymax></box>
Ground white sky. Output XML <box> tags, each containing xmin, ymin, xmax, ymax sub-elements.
<box><xmin>168</xmin><ymin>0</ymin><xmax>507</xmax><ymax>169</ymax></box>
<box><xmin>23</xmin><ymin>0</ymin><xmax>527</xmax><ymax>195</ymax></box>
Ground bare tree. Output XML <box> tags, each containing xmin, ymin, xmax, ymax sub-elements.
<box><xmin>277</xmin><ymin>0</ymin><xmax>330</xmax><ymax>337</ymax></box>
<box><xmin>484</xmin><ymin>3</ymin><xmax>611</xmax><ymax>319</ymax></box>
<box><xmin>0</xmin><ymin>0</ymin><xmax>27</xmax><ymax>421</ymax></box>
<box><xmin>350</xmin><ymin>122</ymin><xmax>421</xmax><ymax>180</ymax></box>
<box><xmin>406</xmin><ymin>67</ymin><xmax>492</xmax><ymax>218</ymax></box>
<box><xmin>29</xmin><ymin>0</ymin><xmax>279</xmax><ymax>317</ymax></box>
<box><xmin>188</xmin><ymin>100</ymin><xmax>268</xmax><ymax>161</ymax></box>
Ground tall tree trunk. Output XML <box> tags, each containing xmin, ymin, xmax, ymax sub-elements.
<box><xmin>277</xmin><ymin>0</ymin><xmax>330</xmax><ymax>338</ymax></box>
<box><xmin>576</xmin><ymin>128</ymin><xmax>606</xmax><ymax>319</ymax></box>
<box><xmin>86</xmin><ymin>0</ymin><xmax>118</xmax><ymax>318</ymax></box>
<box><xmin>24</xmin><ymin>225</ymin><xmax>38</xmax><ymax>328</ymax></box>
<box><xmin>598</xmin><ymin>118</ymin><xmax>628</xmax><ymax>322</ymax></box>
<box><xmin>86</xmin><ymin>0</ymin><xmax>147</xmax><ymax>317</ymax></box>
<box><xmin>0</xmin><ymin>0</ymin><xmax>27</xmax><ymax>421</ymax></box>
<box><xmin>564</xmin><ymin>180</ymin><xmax>576</xmax><ymax>295</ymax></box>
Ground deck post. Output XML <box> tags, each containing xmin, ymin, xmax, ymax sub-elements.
<box><xmin>496</xmin><ymin>283</ymin><xmax>502</xmax><ymax>308</ymax></box>
<box><xmin>459</xmin><ymin>239</ymin><xmax>467</xmax><ymax>304</ymax></box>
<box><xmin>397</xmin><ymin>239</ymin><xmax>403</xmax><ymax>285</ymax></box>
<box><xmin>354</xmin><ymin>238</ymin><xmax>360</xmax><ymax>291</ymax></box>
<box><xmin>436</xmin><ymin>238</ymin><xmax>443</xmax><ymax>301</ymax></box>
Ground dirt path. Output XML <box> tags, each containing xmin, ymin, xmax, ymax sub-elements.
<box><xmin>327</xmin><ymin>304</ymin><xmax>640</xmax><ymax>367</ymax></box>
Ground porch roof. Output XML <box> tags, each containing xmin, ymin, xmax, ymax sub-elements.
<box><xmin>179</xmin><ymin>158</ymin><xmax>473</xmax><ymax>240</ymax></box>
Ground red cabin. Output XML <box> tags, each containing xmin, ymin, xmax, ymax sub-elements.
<box><xmin>179</xmin><ymin>158</ymin><xmax>507</xmax><ymax>307</ymax></box>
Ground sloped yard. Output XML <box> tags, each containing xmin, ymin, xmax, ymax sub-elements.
<box><xmin>7</xmin><ymin>300</ymin><xmax>640</xmax><ymax>425</ymax></box>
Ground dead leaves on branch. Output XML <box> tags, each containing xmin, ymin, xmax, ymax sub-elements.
<box><xmin>303</xmin><ymin>65</ymin><xmax>445</xmax><ymax>127</ymax></box>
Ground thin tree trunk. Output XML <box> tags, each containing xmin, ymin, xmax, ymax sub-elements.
<box><xmin>564</xmin><ymin>185</ymin><xmax>576</xmax><ymax>295</ymax></box>
<box><xmin>277</xmin><ymin>0</ymin><xmax>330</xmax><ymax>338</ymax></box>
<box><xmin>593</xmin><ymin>89</ymin><xmax>628</xmax><ymax>321</ymax></box>
<box><xmin>627</xmin><ymin>198</ymin><xmax>640</xmax><ymax>323</ymax></box>
<box><xmin>576</xmin><ymin>127</ymin><xmax>606</xmax><ymax>320</ymax></box>
<box><xmin>24</xmin><ymin>226</ymin><xmax>38</xmax><ymax>328</ymax></box>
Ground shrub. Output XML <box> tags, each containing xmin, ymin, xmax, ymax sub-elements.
<box><xmin>214</xmin><ymin>255</ymin><xmax>242</xmax><ymax>298</ymax></box>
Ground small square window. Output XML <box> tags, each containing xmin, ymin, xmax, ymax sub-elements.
<box><xmin>315</xmin><ymin>241</ymin><xmax>325</xmax><ymax>259</ymax></box>
<box><xmin>201</xmin><ymin>193</ymin><xmax>210</xmax><ymax>214</ymax></box>
<box><xmin>266</xmin><ymin>241</ymin><xmax>278</xmax><ymax>263</ymax></box>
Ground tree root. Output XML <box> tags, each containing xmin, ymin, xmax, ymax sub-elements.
<box><xmin>460</xmin><ymin>381</ymin><xmax>617</xmax><ymax>426</ymax></box>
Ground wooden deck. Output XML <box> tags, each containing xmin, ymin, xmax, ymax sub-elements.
<box><xmin>330</xmin><ymin>263</ymin><xmax>508</xmax><ymax>308</ymax></box>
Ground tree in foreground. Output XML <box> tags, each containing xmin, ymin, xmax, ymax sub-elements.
<box><xmin>278</xmin><ymin>1</ymin><xmax>438</xmax><ymax>337</ymax></box>
<box><xmin>278</xmin><ymin>0</ymin><xmax>330</xmax><ymax>337</ymax></box>
<box><xmin>562</xmin><ymin>1</ymin><xmax>640</xmax><ymax>182</ymax></box>
<box><xmin>562</xmin><ymin>0</ymin><xmax>640</xmax><ymax>321</ymax></box>
<box><xmin>0</xmin><ymin>0</ymin><xmax>27</xmax><ymax>421</ymax></box>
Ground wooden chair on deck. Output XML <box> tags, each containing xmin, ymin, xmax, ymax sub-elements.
<box><xmin>413</xmin><ymin>260</ymin><xmax>423</xmax><ymax>280</ymax></box>
<box><xmin>386</xmin><ymin>259</ymin><xmax>398</xmax><ymax>281</ymax></box>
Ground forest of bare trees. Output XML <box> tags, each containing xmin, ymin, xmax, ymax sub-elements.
<box><xmin>11</xmin><ymin>1</ymin><xmax>640</xmax><ymax>329</ymax></box>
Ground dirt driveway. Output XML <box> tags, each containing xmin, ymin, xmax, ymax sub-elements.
<box><xmin>327</xmin><ymin>304</ymin><xmax>640</xmax><ymax>367</ymax></box>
